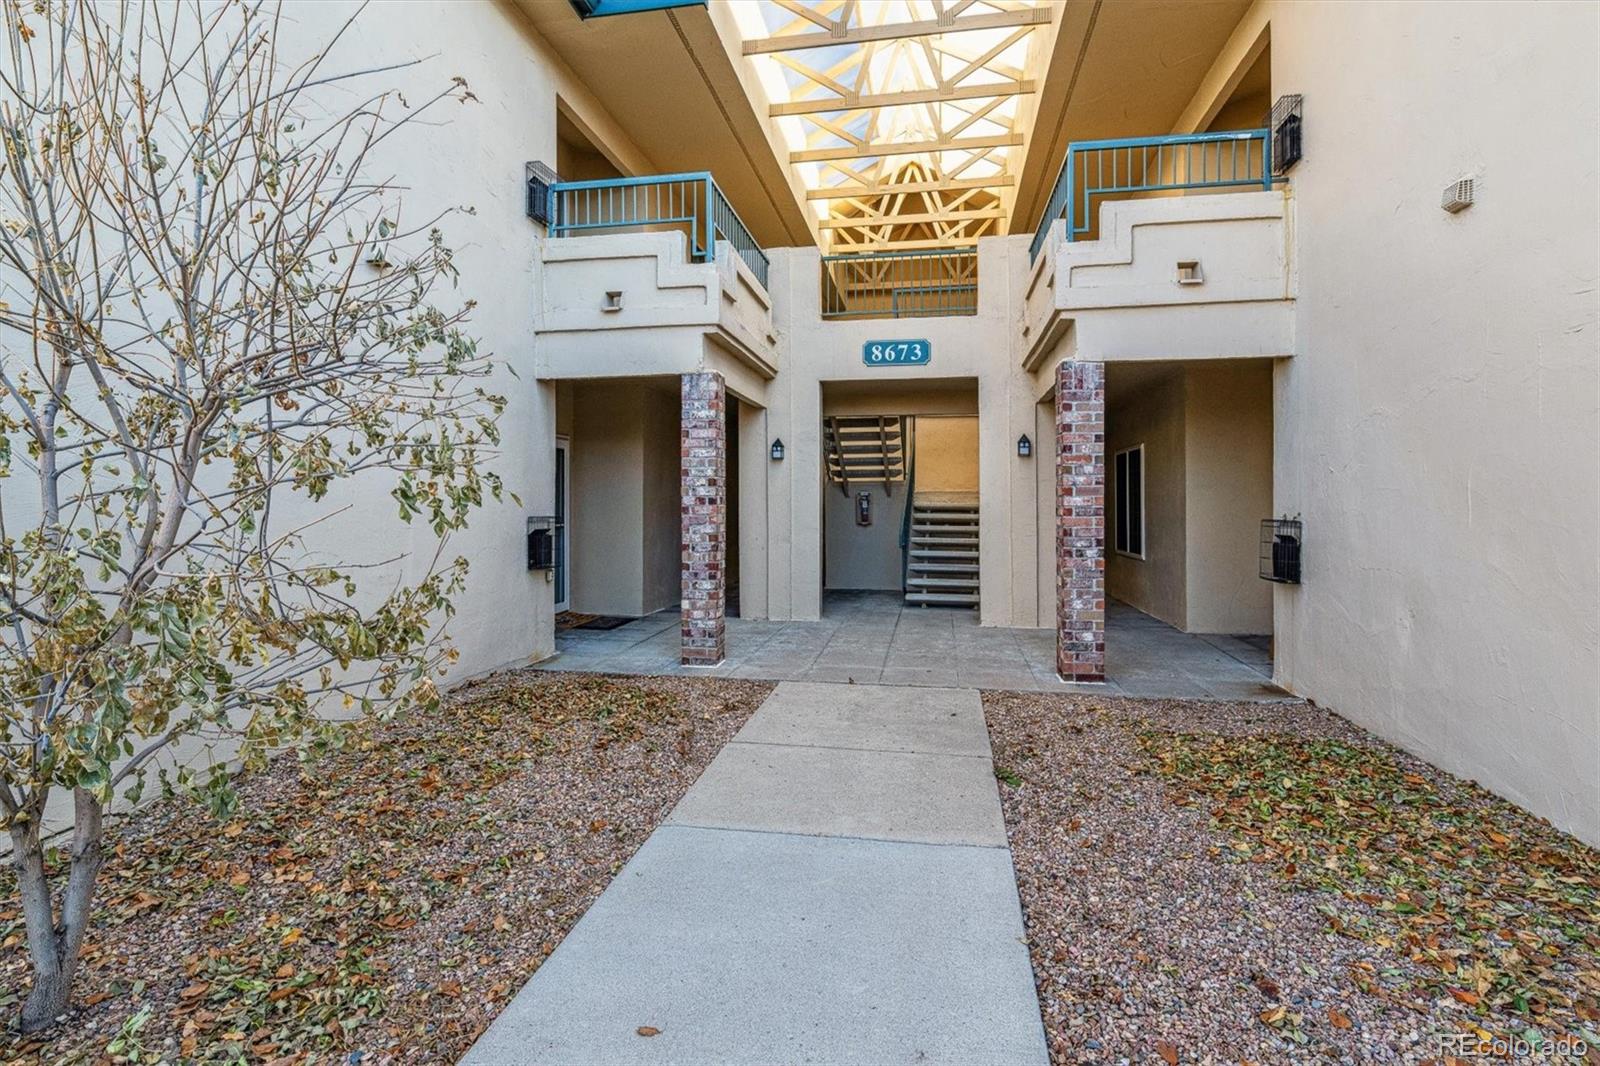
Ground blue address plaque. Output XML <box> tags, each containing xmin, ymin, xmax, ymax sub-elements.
<box><xmin>863</xmin><ymin>339</ymin><xmax>931</xmax><ymax>367</ymax></box>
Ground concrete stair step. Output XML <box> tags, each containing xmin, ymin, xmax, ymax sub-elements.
<box><xmin>906</xmin><ymin>576</ymin><xmax>979</xmax><ymax>590</ymax></box>
<box><xmin>907</xmin><ymin>562</ymin><xmax>979</xmax><ymax>574</ymax></box>
<box><xmin>912</xmin><ymin>492</ymin><xmax>979</xmax><ymax>508</ymax></box>
<box><xmin>905</xmin><ymin>591</ymin><xmax>980</xmax><ymax>607</ymax></box>
<box><xmin>909</xmin><ymin>549</ymin><xmax>979</xmax><ymax>560</ymax></box>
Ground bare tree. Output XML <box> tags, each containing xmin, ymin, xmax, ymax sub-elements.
<box><xmin>0</xmin><ymin>0</ymin><xmax>502</xmax><ymax>1031</ymax></box>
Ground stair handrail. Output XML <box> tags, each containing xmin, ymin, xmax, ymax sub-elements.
<box><xmin>898</xmin><ymin>415</ymin><xmax>916</xmax><ymax>593</ymax></box>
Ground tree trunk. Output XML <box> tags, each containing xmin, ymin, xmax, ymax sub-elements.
<box><xmin>10</xmin><ymin>789</ymin><xmax>104</xmax><ymax>1033</ymax></box>
<box><xmin>21</xmin><ymin>966</ymin><xmax>73</xmax><ymax>1034</ymax></box>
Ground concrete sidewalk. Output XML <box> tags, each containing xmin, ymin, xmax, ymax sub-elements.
<box><xmin>462</xmin><ymin>681</ymin><xmax>1048</xmax><ymax>1066</ymax></box>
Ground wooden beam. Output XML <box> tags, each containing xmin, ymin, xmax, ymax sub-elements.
<box><xmin>828</xmin><ymin>235</ymin><xmax>989</xmax><ymax>252</ymax></box>
<box><xmin>820</xmin><ymin>207</ymin><xmax>1006</xmax><ymax>229</ymax></box>
<box><xmin>770</xmin><ymin>79</ymin><xmax>1036</xmax><ymax>117</ymax></box>
<box><xmin>743</xmin><ymin>7</ymin><xmax>1051</xmax><ymax>55</ymax></box>
<box><xmin>807</xmin><ymin>174</ymin><xmax>1015</xmax><ymax>199</ymax></box>
<box><xmin>791</xmin><ymin>132</ymin><xmax>1022</xmax><ymax>163</ymax></box>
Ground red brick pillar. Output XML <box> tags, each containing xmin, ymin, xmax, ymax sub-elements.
<box><xmin>1056</xmin><ymin>360</ymin><xmax>1106</xmax><ymax>682</ymax></box>
<box><xmin>681</xmin><ymin>371</ymin><xmax>727</xmax><ymax>666</ymax></box>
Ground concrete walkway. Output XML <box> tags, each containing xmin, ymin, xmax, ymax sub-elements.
<box><xmin>544</xmin><ymin>591</ymin><xmax>1287</xmax><ymax>701</ymax></box>
<box><xmin>463</xmin><ymin>681</ymin><xmax>1049</xmax><ymax>1066</ymax></box>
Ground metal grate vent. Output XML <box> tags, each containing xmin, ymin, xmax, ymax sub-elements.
<box><xmin>1441</xmin><ymin>177</ymin><xmax>1475</xmax><ymax>213</ymax></box>
<box><xmin>525</xmin><ymin>161</ymin><xmax>561</xmax><ymax>225</ymax></box>
<box><xmin>1269</xmin><ymin>94</ymin><xmax>1303</xmax><ymax>176</ymax></box>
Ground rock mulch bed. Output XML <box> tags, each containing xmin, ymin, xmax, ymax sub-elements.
<box><xmin>1</xmin><ymin>672</ymin><xmax>772</xmax><ymax>1064</ymax></box>
<box><xmin>983</xmin><ymin>692</ymin><xmax>1600</xmax><ymax>1066</ymax></box>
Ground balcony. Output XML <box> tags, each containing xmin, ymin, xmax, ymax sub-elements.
<box><xmin>535</xmin><ymin>172</ymin><xmax>776</xmax><ymax>380</ymax></box>
<box><xmin>1021</xmin><ymin>130</ymin><xmax>1294</xmax><ymax>369</ymax></box>
<box><xmin>1028</xmin><ymin>129</ymin><xmax>1275</xmax><ymax>261</ymax></box>
<box><xmin>549</xmin><ymin>171</ymin><xmax>769</xmax><ymax>288</ymax></box>
<box><xmin>819</xmin><ymin>247</ymin><xmax>978</xmax><ymax>320</ymax></box>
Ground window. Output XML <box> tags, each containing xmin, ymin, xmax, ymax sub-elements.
<box><xmin>1114</xmin><ymin>445</ymin><xmax>1145</xmax><ymax>558</ymax></box>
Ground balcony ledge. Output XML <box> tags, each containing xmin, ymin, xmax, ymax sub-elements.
<box><xmin>534</xmin><ymin>231</ymin><xmax>778</xmax><ymax>381</ymax></box>
<box><xmin>1022</xmin><ymin>189</ymin><xmax>1295</xmax><ymax>372</ymax></box>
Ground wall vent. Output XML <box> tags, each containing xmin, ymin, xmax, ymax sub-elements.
<box><xmin>526</xmin><ymin>161</ymin><xmax>561</xmax><ymax>225</ymax></box>
<box><xmin>1441</xmin><ymin>177</ymin><xmax>1475</xmax><ymax>213</ymax></box>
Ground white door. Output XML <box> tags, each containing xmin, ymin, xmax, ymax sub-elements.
<box><xmin>554</xmin><ymin>437</ymin><xmax>571</xmax><ymax>612</ymax></box>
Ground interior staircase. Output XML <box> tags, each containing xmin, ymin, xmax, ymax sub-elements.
<box><xmin>905</xmin><ymin>493</ymin><xmax>979</xmax><ymax>608</ymax></box>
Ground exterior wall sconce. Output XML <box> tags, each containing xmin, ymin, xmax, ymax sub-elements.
<box><xmin>770</xmin><ymin>438</ymin><xmax>785</xmax><ymax>461</ymax></box>
<box><xmin>1017</xmin><ymin>434</ymin><xmax>1032</xmax><ymax>458</ymax></box>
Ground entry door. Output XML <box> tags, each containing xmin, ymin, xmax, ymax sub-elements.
<box><xmin>554</xmin><ymin>437</ymin><xmax>570</xmax><ymax>612</ymax></box>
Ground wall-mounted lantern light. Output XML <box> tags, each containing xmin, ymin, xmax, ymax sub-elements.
<box><xmin>1017</xmin><ymin>434</ymin><xmax>1033</xmax><ymax>458</ymax></box>
<box><xmin>770</xmin><ymin>438</ymin><xmax>785</xmax><ymax>461</ymax></box>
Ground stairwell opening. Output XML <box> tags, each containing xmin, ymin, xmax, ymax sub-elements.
<box><xmin>819</xmin><ymin>379</ymin><xmax>979</xmax><ymax>612</ymax></box>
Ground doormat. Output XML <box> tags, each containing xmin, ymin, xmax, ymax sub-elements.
<box><xmin>575</xmin><ymin>615</ymin><xmax>634</xmax><ymax>631</ymax></box>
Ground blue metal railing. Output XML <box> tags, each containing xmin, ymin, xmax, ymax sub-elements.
<box><xmin>820</xmin><ymin>247</ymin><xmax>978</xmax><ymax>320</ymax></box>
<box><xmin>1029</xmin><ymin>129</ymin><xmax>1273</xmax><ymax>261</ymax></box>
<box><xmin>549</xmin><ymin>171</ymin><xmax>769</xmax><ymax>290</ymax></box>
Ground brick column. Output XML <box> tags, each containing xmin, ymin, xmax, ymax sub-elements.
<box><xmin>1055</xmin><ymin>361</ymin><xmax>1106</xmax><ymax>682</ymax></box>
<box><xmin>681</xmin><ymin>371</ymin><xmax>727</xmax><ymax>666</ymax></box>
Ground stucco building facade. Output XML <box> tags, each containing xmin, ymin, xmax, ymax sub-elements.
<box><xmin>257</xmin><ymin>0</ymin><xmax>1598</xmax><ymax>844</ymax></box>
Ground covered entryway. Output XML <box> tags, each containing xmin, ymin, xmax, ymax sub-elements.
<box><xmin>543</xmin><ymin>588</ymin><xmax>1284</xmax><ymax>699</ymax></box>
<box><xmin>819</xmin><ymin>379</ymin><xmax>981</xmax><ymax>614</ymax></box>
<box><xmin>1047</xmin><ymin>357</ymin><xmax>1280</xmax><ymax>684</ymax></box>
<box><xmin>552</xmin><ymin>373</ymin><xmax>760</xmax><ymax>666</ymax></box>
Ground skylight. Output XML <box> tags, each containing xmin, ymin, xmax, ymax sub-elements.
<box><xmin>733</xmin><ymin>0</ymin><xmax>1057</xmax><ymax>254</ymax></box>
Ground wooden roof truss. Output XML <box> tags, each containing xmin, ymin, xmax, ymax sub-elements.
<box><xmin>743</xmin><ymin>0</ymin><xmax>1056</xmax><ymax>253</ymax></box>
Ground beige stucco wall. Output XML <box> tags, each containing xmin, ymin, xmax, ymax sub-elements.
<box><xmin>229</xmin><ymin>0</ymin><xmax>654</xmax><ymax>680</ymax></box>
<box><xmin>916</xmin><ymin>417</ymin><xmax>981</xmax><ymax>494</ymax></box>
<box><xmin>1177</xmin><ymin>0</ymin><xmax>1600</xmax><ymax>842</ymax></box>
<box><xmin>568</xmin><ymin>381</ymin><xmax>680</xmax><ymax>617</ymax></box>
<box><xmin>823</xmin><ymin>484</ymin><xmax>906</xmax><ymax>592</ymax></box>
<box><xmin>641</xmin><ymin>389</ymin><xmax>683</xmax><ymax>615</ymax></box>
<box><xmin>1184</xmin><ymin>361</ymin><xmax>1274</xmax><ymax>635</ymax></box>
<box><xmin>15</xmin><ymin>0</ymin><xmax>668</xmax><ymax>833</ymax></box>
<box><xmin>570</xmin><ymin>383</ymin><xmax>646</xmax><ymax>616</ymax></box>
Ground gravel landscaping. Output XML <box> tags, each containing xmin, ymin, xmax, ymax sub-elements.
<box><xmin>984</xmin><ymin>692</ymin><xmax>1600</xmax><ymax>1066</ymax></box>
<box><xmin>1</xmin><ymin>671</ymin><xmax>772</xmax><ymax>1064</ymax></box>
